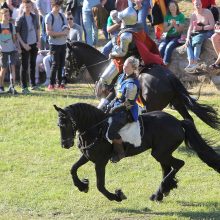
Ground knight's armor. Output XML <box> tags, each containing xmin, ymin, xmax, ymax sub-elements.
<box><xmin>108</xmin><ymin>73</ymin><xmax>140</xmax><ymax>141</ymax></box>
<box><xmin>100</xmin><ymin>7</ymin><xmax>139</xmax><ymax>86</ymax></box>
<box><xmin>113</xmin><ymin>73</ymin><xmax>140</xmax><ymax>121</ymax></box>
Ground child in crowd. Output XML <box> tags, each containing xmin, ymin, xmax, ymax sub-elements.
<box><xmin>0</xmin><ymin>8</ymin><xmax>18</xmax><ymax>94</ymax></box>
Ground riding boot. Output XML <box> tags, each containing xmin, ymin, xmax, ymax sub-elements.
<box><xmin>111</xmin><ymin>142</ymin><xmax>125</xmax><ymax>163</ymax></box>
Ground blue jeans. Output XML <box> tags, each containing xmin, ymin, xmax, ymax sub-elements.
<box><xmin>40</xmin><ymin>16</ymin><xmax>49</xmax><ymax>50</ymax></box>
<box><xmin>102</xmin><ymin>23</ymin><xmax>109</xmax><ymax>40</ymax></box>
<box><xmin>159</xmin><ymin>36</ymin><xmax>180</xmax><ymax>64</ymax></box>
<box><xmin>101</xmin><ymin>40</ymin><xmax>113</xmax><ymax>57</ymax></box>
<box><xmin>82</xmin><ymin>10</ymin><xmax>98</xmax><ymax>46</ymax></box>
<box><xmin>74</xmin><ymin>6</ymin><xmax>85</xmax><ymax>40</ymax></box>
<box><xmin>128</xmin><ymin>0</ymin><xmax>150</xmax><ymax>34</ymax></box>
<box><xmin>187</xmin><ymin>31</ymin><xmax>213</xmax><ymax>62</ymax></box>
<box><xmin>74</xmin><ymin>6</ymin><xmax>83</xmax><ymax>26</ymax></box>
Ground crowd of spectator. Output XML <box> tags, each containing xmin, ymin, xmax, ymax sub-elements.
<box><xmin>0</xmin><ymin>0</ymin><xmax>219</xmax><ymax>94</ymax></box>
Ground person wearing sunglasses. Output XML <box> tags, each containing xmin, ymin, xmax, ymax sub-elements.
<box><xmin>66</xmin><ymin>11</ymin><xmax>83</xmax><ymax>42</ymax></box>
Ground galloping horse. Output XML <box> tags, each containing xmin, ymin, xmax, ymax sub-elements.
<box><xmin>65</xmin><ymin>41</ymin><xmax>220</xmax><ymax>130</ymax></box>
<box><xmin>54</xmin><ymin>103</ymin><xmax>220</xmax><ymax>202</ymax></box>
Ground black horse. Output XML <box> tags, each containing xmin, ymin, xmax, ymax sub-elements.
<box><xmin>54</xmin><ymin>103</ymin><xmax>220</xmax><ymax>202</ymax></box>
<box><xmin>65</xmin><ymin>41</ymin><xmax>220</xmax><ymax>131</ymax></box>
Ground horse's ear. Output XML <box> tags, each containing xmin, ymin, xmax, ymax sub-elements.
<box><xmin>66</xmin><ymin>40</ymin><xmax>73</xmax><ymax>49</ymax></box>
<box><xmin>54</xmin><ymin>105</ymin><xmax>66</xmax><ymax>115</ymax></box>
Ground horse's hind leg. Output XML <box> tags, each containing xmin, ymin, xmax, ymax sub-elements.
<box><xmin>70</xmin><ymin>155</ymin><xmax>89</xmax><ymax>193</ymax></box>
<box><xmin>159</xmin><ymin>162</ymin><xmax>179</xmax><ymax>197</ymax></box>
<box><xmin>150</xmin><ymin>153</ymin><xmax>185</xmax><ymax>202</ymax></box>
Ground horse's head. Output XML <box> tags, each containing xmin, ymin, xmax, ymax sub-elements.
<box><xmin>54</xmin><ymin>105</ymin><xmax>76</xmax><ymax>149</ymax></box>
<box><xmin>65</xmin><ymin>41</ymin><xmax>81</xmax><ymax>78</ymax></box>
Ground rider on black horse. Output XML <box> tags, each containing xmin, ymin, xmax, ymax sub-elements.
<box><xmin>108</xmin><ymin>56</ymin><xmax>140</xmax><ymax>163</ymax></box>
<box><xmin>97</xmin><ymin>6</ymin><xmax>163</xmax><ymax>110</ymax></box>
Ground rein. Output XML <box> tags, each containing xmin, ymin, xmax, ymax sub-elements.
<box><xmin>70</xmin><ymin>47</ymin><xmax>110</xmax><ymax>94</ymax></box>
<box><xmin>79</xmin><ymin>115</ymin><xmax>111</xmax><ymax>138</ymax></box>
<box><xmin>85</xmin><ymin>58</ymin><xmax>110</xmax><ymax>69</ymax></box>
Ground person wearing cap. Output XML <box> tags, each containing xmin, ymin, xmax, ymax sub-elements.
<box><xmin>45</xmin><ymin>0</ymin><xmax>68</xmax><ymax>90</ymax></box>
<box><xmin>16</xmin><ymin>0</ymin><xmax>40</xmax><ymax>94</ymax></box>
<box><xmin>107</xmin><ymin>56</ymin><xmax>140</xmax><ymax>163</ymax></box>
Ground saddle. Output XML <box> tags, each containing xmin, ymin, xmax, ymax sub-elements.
<box><xmin>105</xmin><ymin>116</ymin><xmax>144</xmax><ymax>148</ymax></box>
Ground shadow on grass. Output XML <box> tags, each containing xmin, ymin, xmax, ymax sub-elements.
<box><xmin>113</xmin><ymin>202</ymin><xmax>220</xmax><ymax>219</ymax></box>
<box><xmin>113</xmin><ymin>207</ymin><xmax>151</xmax><ymax>214</ymax></box>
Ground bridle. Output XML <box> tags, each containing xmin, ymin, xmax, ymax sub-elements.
<box><xmin>58</xmin><ymin>110</ymin><xmax>77</xmax><ymax>143</ymax></box>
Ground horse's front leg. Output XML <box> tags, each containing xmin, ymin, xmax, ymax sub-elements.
<box><xmin>70</xmin><ymin>154</ymin><xmax>89</xmax><ymax>193</ymax></box>
<box><xmin>95</xmin><ymin>163</ymin><xmax>127</xmax><ymax>202</ymax></box>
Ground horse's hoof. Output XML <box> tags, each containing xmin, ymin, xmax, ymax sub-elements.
<box><xmin>163</xmin><ymin>191</ymin><xmax>170</xmax><ymax>197</ymax></box>
<box><xmin>79</xmin><ymin>178</ymin><xmax>89</xmax><ymax>193</ymax></box>
<box><xmin>149</xmin><ymin>193</ymin><xmax>163</xmax><ymax>202</ymax></box>
<box><xmin>149</xmin><ymin>194</ymin><xmax>156</xmax><ymax>201</ymax></box>
<box><xmin>115</xmin><ymin>189</ymin><xmax>127</xmax><ymax>202</ymax></box>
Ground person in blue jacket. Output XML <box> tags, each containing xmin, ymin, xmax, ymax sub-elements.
<box><xmin>108</xmin><ymin>56</ymin><xmax>140</xmax><ymax>163</ymax></box>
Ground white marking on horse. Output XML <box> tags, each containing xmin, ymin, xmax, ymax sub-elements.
<box><xmin>107</xmin><ymin>118</ymin><xmax>141</xmax><ymax>147</ymax></box>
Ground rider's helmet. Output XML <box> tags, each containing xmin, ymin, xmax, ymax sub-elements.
<box><xmin>118</xmin><ymin>7</ymin><xmax>137</xmax><ymax>26</ymax></box>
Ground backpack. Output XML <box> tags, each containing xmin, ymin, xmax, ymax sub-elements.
<box><xmin>50</xmin><ymin>12</ymin><xmax>65</xmax><ymax>27</ymax></box>
<box><xmin>151</xmin><ymin>2</ymin><xmax>164</xmax><ymax>26</ymax></box>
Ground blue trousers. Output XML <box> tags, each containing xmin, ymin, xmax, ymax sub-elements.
<box><xmin>159</xmin><ymin>36</ymin><xmax>181</xmax><ymax>64</ymax></box>
<box><xmin>108</xmin><ymin>111</ymin><xmax>129</xmax><ymax>140</ymax></box>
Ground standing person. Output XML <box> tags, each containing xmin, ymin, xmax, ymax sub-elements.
<box><xmin>184</xmin><ymin>0</ymin><xmax>214</xmax><ymax>73</ymax></box>
<box><xmin>36</xmin><ymin>0</ymin><xmax>52</xmax><ymax>49</ymax></box>
<box><xmin>0</xmin><ymin>8</ymin><xmax>18</xmax><ymax>94</ymax></box>
<box><xmin>82</xmin><ymin>0</ymin><xmax>100</xmax><ymax>46</ymax></box>
<box><xmin>16</xmin><ymin>0</ymin><xmax>40</xmax><ymax>94</ymax></box>
<box><xmin>107</xmin><ymin>56</ymin><xmax>140</xmax><ymax>163</ymax></box>
<box><xmin>159</xmin><ymin>0</ymin><xmax>185</xmax><ymax>65</ymax></box>
<box><xmin>92</xmin><ymin>0</ymin><xmax>109</xmax><ymax>41</ymax></box>
<box><xmin>73</xmin><ymin>0</ymin><xmax>83</xmax><ymax>26</ymax></box>
<box><xmin>45</xmin><ymin>0</ymin><xmax>68</xmax><ymax>90</ymax></box>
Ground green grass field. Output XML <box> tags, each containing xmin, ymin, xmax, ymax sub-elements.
<box><xmin>0</xmin><ymin>84</ymin><xmax>220</xmax><ymax>220</ymax></box>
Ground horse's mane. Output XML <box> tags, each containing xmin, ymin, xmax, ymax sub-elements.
<box><xmin>71</xmin><ymin>41</ymin><xmax>107</xmax><ymax>60</ymax></box>
<box><xmin>65</xmin><ymin>103</ymin><xmax>106</xmax><ymax>131</ymax></box>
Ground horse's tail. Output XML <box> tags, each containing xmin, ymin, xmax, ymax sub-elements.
<box><xmin>181</xmin><ymin>119</ymin><xmax>220</xmax><ymax>173</ymax></box>
<box><xmin>168</xmin><ymin>73</ymin><xmax>220</xmax><ymax>130</ymax></box>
